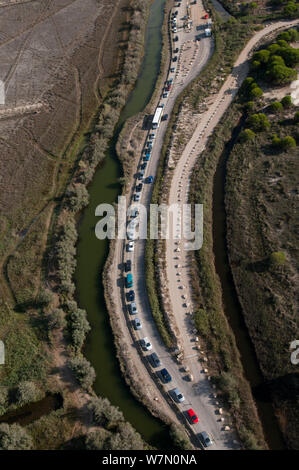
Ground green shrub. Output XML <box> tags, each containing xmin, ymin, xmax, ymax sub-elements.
<box><xmin>0</xmin><ymin>423</ymin><xmax>33</xmax><ymax>450</ymax></box>
<box><xmin>48</xmin><ymin>308</ymin><xmax>66</xmax><ymax>330</ymax></box>
<box><xmin>248</xmin><ymin>113</ymin><xmax>270</xmax><ymax>131</ymax></box>
<box><xmin>239</xmin><ymin>128</ymin><xmax>256</xmax><ymax>142</ymax></box>
<box><xmin>280</xmin><ymin>136</ymin><xmax>296</xmax><ymax>149</ymax></box>
<box><xmin>194</xmin><ymin>308</ymin><xmax>210</xmax><ymax>336</ymax></box>
<box><xmin>294</xmin><ymin>111</ymin><xmax>299</xmax><ymax>124</ymax></box>
<box><xmin>69</xmin><ymin>356</ymin><xmax>95</xmax><ymax>390</ymax></box>
<box><xmin>281</xmin><ymin>95</ymin><xmax>293</xmax><ymax>108</ymax></box>
<box><xmin>169</xmin><ymin>424</ymin><xmax>191</xmax><ymax>450</ymax></box>
<box><xmin>269</xmin><ymin>251</ymin><xmax>286</xmax><ymax>267</ymax></box>
<box><xmin>269</xmin><ymin>101</ymin><xmax>283</xmax><ymax>113</ymax></box>
<box><xmin>16</xmin><ymin>381</ymin><xmax>40</xmax><ymax>405</ymax></box>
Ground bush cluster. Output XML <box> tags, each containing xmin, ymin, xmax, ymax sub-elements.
<box><xmin>251</xmin><ymin>34</ymin><xmax>299</xmax><ymax>85</ymax></box>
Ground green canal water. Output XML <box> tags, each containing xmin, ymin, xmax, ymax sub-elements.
<box><xmin>74</xmin><ymin>0</ymin><xmax>171</xmax><ymax>448</ymax></box>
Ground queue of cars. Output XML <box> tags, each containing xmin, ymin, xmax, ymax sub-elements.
<box><xmin>121</xmin><ymin>1</ymin><xmax>214</xmax><ymax>448</ymax></box>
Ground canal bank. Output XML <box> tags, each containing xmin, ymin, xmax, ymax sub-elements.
<box><xmin>75</xmin><ymin>0</ymin><xmax>171</xmax><ymax>448</ymax></box>
<box><xmin>212</xmin><ymin>114</ymin><xmax>285</xmax><ymax>449</ymax></box>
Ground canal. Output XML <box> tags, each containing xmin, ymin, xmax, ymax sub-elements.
<box><xmin>74</xmin><ymin>0</ymin><xmax>171</xmax><ymax>448</ymax></box>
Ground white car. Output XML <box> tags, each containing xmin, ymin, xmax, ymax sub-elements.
<box><xmin>127</xmin><ymin>230</ymin><xmax>135</xmax><ymax>241</ymax></box>
<box><xmin>127</xmin><ymin>241</ymin><xmax>134</xmax><ymax>252</ymax></box>
<box><xmin>140</xmin><ymin>337</ymin><xmax>152</xmax><ymax>351</ymax></box>
<box><xmin>134</xmin><ymin>193</ymin><xmax>141</xmax><ymax>202</ymax></box>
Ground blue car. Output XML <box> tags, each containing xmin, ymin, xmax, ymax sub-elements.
<box><xmin>160</xmin><ymin>368</ymin><xmax>172</xmax><ymax>383</ymax></box>
<box><xmin>145</xmin><ymin>176</ymin><xmax>154</xmax><ymax>183</ymax></box>
<box><xmin>144</xmin><ymin>154</ymin><xmax>151</xmax><ymax>161</ymax></box>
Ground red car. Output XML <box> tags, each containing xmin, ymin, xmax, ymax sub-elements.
<box><xmin>187</xmin><ymin>408</ymin><xmax>198</xmax><ymax>424</ymax></box>
<box><xmin>203</xmin><ymin>13</ymin><xmax>209</xmax><ymax>19</ymax></box>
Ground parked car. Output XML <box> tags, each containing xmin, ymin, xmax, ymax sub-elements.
<box><xmin>163</xmin><ymin>92</ymin><xmax>168</xmax><ymax>98</ymax></box>
<box><xmin>126</xmin><ymin>273</ymin><xmax>133</xmax><ymax>288</ymax></box>
<box><xmin>199</xmin><ymin>431</ymin><xmax>213</xmax><ymax>447</ymax></box>
<box><xmin>141</xmin><ymin>162</ymin><xmax>147</xmax><ymax>170</ymax></box>
<box><xmin>170</xmin><ymin>67</ymin><xmax>175</xmax><ymax>73</ymax></box>
<box><xmin>149</xmin><ymin>132</ymin><xmax>156</xmax><ymax>140</ymax></box>
<box><xmin>174</xmin><ymin>47</ymin><xmax>179</xmax><ymax>53</ymax></box>
<box><xmin>144</xmin><ymin>154</ymin><xmax>151</xmax><ymax>161</ymax></box>
<box><xmin>127</xmin><ymin>230</ymin><xmax>135</xmax><ymax>241</ymax></box>
<box><xmin>162</xmin><ymin>113</ymin><xmax>168</xmax><ymax>121</ymax></box>
<box><xmin>137</xmin><ymin>170</ymin><xmax>144</xmax><ymax>180</ymax></box>
<box><xmin>172</xmin><ymin>56</ymin><xmax>178</xmax><ymax>62</ymax></box>
<box><xmin>145</xmin><ymin>176</ymin><xmax>154</xmax><ymax>183</ymax></box>
<box><xmin>186</xmin><ymin>408</ymin><xmax>199</xmax><ymax>424</ymax></box>
<box><xmin>149</xmin><ymin>352</ymin><xmax>161</xmax><ymax>367</ymax></box>
<box><xmin>140</xmin><ymin>337</ymin><xmax>152</xmax><ymax>351</ymax></box>
<box><xmin>134</xmin><ymin>193</ymin><xmax>141</xmax><ymax>202</ymax></box>
<box><xmin>172</xmin><ymin>388</ymin><xmax>185</xmax><ymax>403</ymax></box>
<box><xmin>129</xmin><ymin>302</ymin><xmax>138</xmax><ymax>315</ymax></box>
<box><xmin>160</xmin><ymin>368</ymin><xmax>172</xmax><ymax>383</ymax></box>
<box><xmin>125</xmin><ymin>260</ymin><xmax>131</xmax><ymax>272</ymax></box>
<box><xmin>136</xmin><ymin>183</ymin><xmax>143</xmax><ymax>192</ymax></box>
<box><xmin>126</xmin><ymin>290</ymin><xmax>135</xmax><ymax>302</ymax></box>
<box><xmin>132</xmin><ymin>317</ymin><xmax>142</xmax><ymax>330</ymax></box>
<box><xmin>127</xmin><ymin>241</ymin><xmax>134</xmax><ymax>252</ymax></box>
<box><xmin>174</xmin><ymin>35</ymin><xmax>179</xmax><ymax>41</ymax></box>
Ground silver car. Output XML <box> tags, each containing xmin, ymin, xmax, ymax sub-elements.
<box><xmin>172</xmin><ymin>388</ymin><xmax>185</xmax><ymax>403</ymax></box>
<box><xmin>132</xmin><ymin>318</ymin><xmax>142</xmax><ymax>330</ymax></box>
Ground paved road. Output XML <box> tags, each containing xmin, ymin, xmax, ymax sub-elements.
<box><xmin>110</xmin><ymin>0</ymin><xmax>299</xmax><ymax>449</ymax></box>
<box><xmin>114</xmin><ymin>0</ymin><xmax>235</xmax><ymax>450</ymax></box>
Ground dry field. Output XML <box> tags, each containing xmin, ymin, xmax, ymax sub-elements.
<box><xmin>0</xmin><ymin>0</ymin><xmax>131</xmax><ymax>446</ymax></box>
<box><xmin>0</xmin><ymin>0</ymin><xmax>127</xmax><ymax>303</ymax></box>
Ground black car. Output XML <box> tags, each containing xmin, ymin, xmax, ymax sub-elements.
<box><xmin>160</xmin><ymin>368</ymin><xmax>172</xmax><ymax>383</ymax></box>
<box><xmin>126</xmin><ymin>290</ymin><xmax>135</xmax><ymax>302</ymax></box>
<box><xmin>136</xmin><ymin>183</ymin><xmax>143</xmax><ymax>192</ymax></box>
<box><xmin>125</xmin><ymin>260</ymin><xmax>131</xmax><ymax>272</ymax></box>
<box><xmin>149</xmin><ymin>352</ymin><xmax>161</xmax><ymax>368</ymax></box>
<box><xmin>174</xmin><ymin>35</ymin><xmax>179</xmax><ymax>42</ymax></box>
<box><xmin>174</xmin><ymin>47</ymin><xmax>179</xmax><ymax>53</ymax></box>
<box><xmin>172</xmin><ymin>56</ymin><xmax>178</xmax><ymax>62</ymax></box>
<box><xmin>140</xmin><ymin>162</ymin><xmax>147</xmax><ymax>170</ymax></box>
<box><xmin>162</xmin><ymin>114</ymin><xmax>168</xmax><ymax>121</ymax></box>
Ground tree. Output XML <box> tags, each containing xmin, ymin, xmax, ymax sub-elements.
<box><xmin>294</xmin><ymin>111</ymin><xmax>299</xmax><ymax>124</ymax></box>
<box><xmin>269</xmin><ymin>251</ymin><xmax>286</xmax><ymax>267</ymax></box>
<box><xmin>37</xmin><ymin>287</ymin><xmax>53</xmax><ymax>307</ymax></box>
<box><xmin>280</xmin><ymin>136</ymin><xmax>296</xmax><ymax>149</ymax></box>
<box><xmin>85</xmin><ymin>430</ymin><xmax>106</xmax><ymax>450</ymax></box>
<box><xmin>248</xmin><ymin>113</ymin><xmax>270</xmax><ymax>132</ymax></box>
<box><xmin>65</xmin><ymin>184</ymin><xmax>89</xmax><ymax>212</ymax></box>
<box><xmin>249</xmin><ymin>86</ymin><xmax>263</xmax><ymax>100</ymax></box>
<box><xmin>48</xmin><ymin>308</ymin><xmax>66</xmax><ymax>330</ymax></box>
<box><xmin>283</xmin><ymin>2</ymin><xmax>298</xmax><ymax>17</ymax></box>
<box><xmin>68</xmin><ymin>307</ymin><xmax>90</xmax><ymax>352</ymax></box>
<box><xmin>0</xmin><ymin>388</ymin><xmax>8</xmax><ymax>414</ymax></box>
<box><xmin>104</xmin><ymin>422</ymin><xmax>144</xmax><ymax>450</ymax></box>
<box><xmin>88</xmin><ymin>396</ymin><xmax>124</xmax><ymax>429</ymax></box>
<box><xmin>16</xmin><ymin>381</ymin><xmax>40</xmax><ymax>405</ymax></box>
<box><xmin>266</xmin><ymin>63</ymin><xmax>297</xmax><ymax>85</ymax></box>
<box><xmin>169</xmin><ymin>424</ymin><xmax>191</xmax><ymax>450</ymax></box>
<box><xmin>0</xmin><ymin>423</ymin><xmax>33</xmax><ymax>450</ymax></box>
<box><xmin>69</xmin><ymin>356</ymin><xmax>95</xmax><ymax>390</ymax></box>
<box><xmin>269</xmin><ymin>101</ymin><xmax>283</xmax><ymax>113</ymax></box>
<box><xmin>281</xmin><ymin>95</ymin><xmax>292</xmax><ymax>108</ymax></box>
<box><xmin>239</xmin><ymin>128</ymin><xmax>256</xmax><ymax>142</ymax></box>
